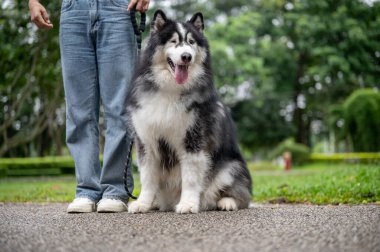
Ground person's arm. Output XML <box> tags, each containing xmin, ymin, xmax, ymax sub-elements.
<box><xmin>127</xmin><ymin>0</ymin><xmax>150</xmax><ymax>13</ymax></box>
<box><xmin>28</xmin><ymin>0</ymin><xmax>53</xmax><ymax>29</ymax></box>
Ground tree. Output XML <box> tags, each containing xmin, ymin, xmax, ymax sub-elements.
<box><xmin>0</xmin><ymin>0</ymin><xmax>65</xmax><ymax>157</ymax></box>
<box><xmin>156</xmin><ymin>0</ymin><xmax>380</xmax><ymax>151</ymax></box>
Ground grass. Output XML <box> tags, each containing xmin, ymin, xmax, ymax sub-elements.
<box><xmin>252</xmin><ymin>163</ymin><xmax>380</xmax><ymax>204</ymax></box>
<box><xmin>0</xmin><ymin>163</ymin><xmax>379</xmax><ymax>204</ymax></box>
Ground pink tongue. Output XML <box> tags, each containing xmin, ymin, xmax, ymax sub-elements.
<box><xmin>174</xmin><ymin>65</ymin><xmax>188</xmax><ymax>84</ymax></box>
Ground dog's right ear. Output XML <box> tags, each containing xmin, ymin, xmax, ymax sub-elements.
<box><xmin>151</xmin><ymin>10</ymin><xmax>167</xmax><ymax>34</ymax></box>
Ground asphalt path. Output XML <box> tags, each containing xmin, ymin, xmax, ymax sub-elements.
<box><xmin>0</xmin><ymin>203</ymin><xmax>379</xmax><ymax>252</ymax></box>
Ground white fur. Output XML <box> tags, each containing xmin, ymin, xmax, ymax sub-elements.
<box><xmin>175</xmin><ymin>151</ymin><xmax>209</xmax><ymax>213</ymax></box>
<box><xmin>132</xmin><ymin>91</ymin><xmax>195</xmax><ymax>150</ymax></box>
<box><xmin>217</xmin><ymin>101</ymin><xmax>226</xmax><ymax>117</ymax></box>
<box><xmin>128</xmin><ymin>154</ymin><xmax>160</xmax><ymax>213</ymax></box>
<box><xmin>217</xmin><ymin>197</ymin><xmax>238</xmax><ymax>211</ymax></box>
<box><xmin>177</xmin><ymin>23</ymin><xmax>186</xmax><ymax>38</ymax></box>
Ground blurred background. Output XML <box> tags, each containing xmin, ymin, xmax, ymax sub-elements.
<box><xmin>0</xmin><ymin>0</ymin><xmax>379</xmax><ymax>203</ymax></box>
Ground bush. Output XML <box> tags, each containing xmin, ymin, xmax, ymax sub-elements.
<box><xmin>343</xmin><ymin>89</ymin><xmax>380</xmax><ymax>152</ymax></box>
<box><xmin>268</xmin><ymin>138</ymin><xmax>310</xmax><ymax>165</ymax></box>
<box><xmin>0</xmin><ymin>155</ymin><xmax>139</xmax><ymax>177</ymax></box>
<box><xmin>0</xmin><ymin>156</ymin><xmax>75</xmax><ymax>177</ymax></box>
<box><xmin>310</xmin><ymin>153</ymin><xmax>380</xmax><ymax>164</ymax></box>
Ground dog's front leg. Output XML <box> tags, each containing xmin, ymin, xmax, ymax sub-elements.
<box><xmin>175</xmin><ymin>152</ymin><xmax>208</xmax><ymax>214</ymax></box>
<box><xmin>128</xmin><ymin>154</ymin><xmax>159</xmax><ymax>213</ymax></box>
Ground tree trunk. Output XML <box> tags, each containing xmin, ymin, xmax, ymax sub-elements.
<box><xmin>293</xmin><ymin>52</ymin><xmax>309</xmax><ymax>146</ymax></box>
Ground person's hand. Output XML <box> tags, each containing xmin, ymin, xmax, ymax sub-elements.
<box><xmin>28</xmin><ymin>0</ymin><xmax>53</xmax><ymax>29</ymax></box>
<box><xmin>127</xmin><ymin>0</ymin><xmax>150</xmax><ymax>13</ymax></box>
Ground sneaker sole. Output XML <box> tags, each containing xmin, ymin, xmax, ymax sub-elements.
<box><xmin>97</xmin><ymin>206</ymin><xmax>127</xmax><ymax>213</ymax></box>
<box><xmin>67</xmin><ymin>206</ymin><xmax>96</xmax><ymax>213</ymax></box>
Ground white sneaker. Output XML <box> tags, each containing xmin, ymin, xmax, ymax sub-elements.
<box><xmin>67</xmin><ymin>198</ymin><xmax>96</xmax><ymax>213</ymax></box>
<box><xmin>97</xmin><ymin>198</ymin><xmax>128</xmax><ymax>213</ymax></box>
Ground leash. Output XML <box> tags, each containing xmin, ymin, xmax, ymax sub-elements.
<box><xmin>123</xmin><ymin>8</ymin><xmax>146</xmax><ymax>200</ymax></box>
<box><xmin>130</xmin><ymin>8</ymin><xmax>146</xmax><ymax>54</ymax></box>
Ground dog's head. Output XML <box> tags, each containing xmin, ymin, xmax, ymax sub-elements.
<box><xmin>147</xmin><ymin>10</ymin><xmax>208</xmax><ymax>86</ymax></box>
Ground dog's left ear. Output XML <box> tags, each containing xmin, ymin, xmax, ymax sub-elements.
<box><xmin>189</xmin><ymin>12</ymin><xmax>204</xmax><ymax>33</ymax></box>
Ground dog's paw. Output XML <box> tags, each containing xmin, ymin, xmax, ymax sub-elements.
<box><xmin>217</xmin><ymin>197</ymin><xmax>238</xmax><ymax>211</ymax></box>
<box><xmin>175</xmin><ymin>201</ymin><xmax>199</xmax><ymax>214</ymax></box>
<box><xmin>128</xmin><ymin>201</ymin><xmax>152</xmax><ymax>214</ymax></box>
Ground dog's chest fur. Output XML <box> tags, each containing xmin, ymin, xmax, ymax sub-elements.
<box><xmin>131</xmin><ymin>90</ymin><xmax>195</xmax><ymax>154</ymax></box>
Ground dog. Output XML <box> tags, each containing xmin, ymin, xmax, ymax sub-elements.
<box><xmin>126</xmin><ymin>10</ymin><xmax>252</xmax><ymax>214</ymax></box>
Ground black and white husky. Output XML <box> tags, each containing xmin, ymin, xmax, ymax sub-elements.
<box><xmin>126</xmin><ymin>10</ymin><xmax>252</xmax><ymax>214</ymax></box>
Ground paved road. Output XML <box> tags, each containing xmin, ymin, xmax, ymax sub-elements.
<box><xmin>0</xmin><ymin>203</ymin><xmax>379</xmax><ymax>252</ymax></box>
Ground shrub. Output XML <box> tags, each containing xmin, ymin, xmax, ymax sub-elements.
<box><xmin>310</xmin><ymin>153</ymin><xmax>380</xmax><ymax>164</ymax></box>
<box><xmin>343</xmin><ymin>89</ymin><xmax>380</xmax><ymax>152</ymax></box>
<box><xmin>0</xmin><ymin>155</ymin><xmax>139</xmax><ymax>177</ymax></box>
<box><xmin>0</xmin><ymin>156</ymin><xmax>75</xmax><ymax>177</ymax></box>
<box><xmin>269</xmin><ymin>138</ymin><xmax>310</xmax><ymax>165</ymax></box>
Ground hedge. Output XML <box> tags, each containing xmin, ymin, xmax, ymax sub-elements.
<box><xmin>0</xmin><ymin>155</ymin><xmax>138</xmax><ymax>177</ymax></box>
<box><xmin>0</xmin><ymin>156</ymin><xmax>76</xmax><ymax>177</ymax></box>
<box><xmin>268</xmin><ymin>138</ymin><xmax>310</xmax><ymax>165</ymax></box>
<box><xmin>309</xmin><ymin>153</ymin><xmax>380</xmax><ymax>163</ymax></box>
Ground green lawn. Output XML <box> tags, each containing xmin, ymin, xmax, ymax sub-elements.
<box><xmin>0</xmin><ymin>163</ymin><xmax>379</xmax><ymax>204</ymax></box>
<box><xmin>252</xmin><ymin>163</ymin><xmax>380</xmax><ymax>204</ymax></box>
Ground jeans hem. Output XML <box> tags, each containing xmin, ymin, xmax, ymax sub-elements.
<box><xmin>101</xmin><ymin>195</ymin><xmax>130</xmax><ymax>202</ymax></box>
<box><xmin>75</xmin><ymin>194</ymin><xmax>100</xmax><ymax>202</ymax></box>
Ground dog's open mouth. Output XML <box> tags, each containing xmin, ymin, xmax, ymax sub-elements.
<box><xmin>167</xmin><ymin>57</ymin><xmax>189</xmax><ymax>85</ymax></box>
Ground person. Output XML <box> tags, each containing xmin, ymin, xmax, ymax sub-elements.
<box><xmin>28</xmin><ymin>0</ymin><xmax>150</xmax><ymax>213</ymax></box>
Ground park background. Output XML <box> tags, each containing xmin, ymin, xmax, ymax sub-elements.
<box><xmin>0</xmin><ymin>0</ymin><xmax>379</xmax><ymax>204</ymax></box>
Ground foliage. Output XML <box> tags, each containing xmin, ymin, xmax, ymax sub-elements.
<box><xmin>0</xmin><ymin>0</ymin><xmax>65</xmax><ymax>157</ymax></box>
<box><xmin>343</xmin><ymin>89</ymin><xmax>380</xmax><ymax>152</ymax></box>
<box><xmin>231</xmin><ymin>98</ymin><xmax>295</xmax><ymax>151</ymax></box>
<box><xmin>157</xmin><ymin>0</ymin><xmax>380</xmax><ymax>149</ymax></box>
<box><xmin>0</xmin><ymin>156</ymin><xmax>75</xmax><ymax>177</ymax></box>
<box><xmin>310</xmin><ymin>152</ymin><xmax>380</xmax><ymax>163</ymax></box>
<box><xmin>0</xmin><ymin>155</ymin><xmax>139</xmax><ymax>177</ymax></box>
<box><xmin>1</xmin><ymin>0</ymin><xmax>380</xmax><ymax>157</ymax></box>
<box><xmin>268</xmin><ymin>138</ymin><xmax>310</xmax><ymax>164</ymax></box>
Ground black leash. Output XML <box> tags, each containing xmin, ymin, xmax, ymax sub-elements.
<box><xmin>123</xmin><ymin>8</ymin><xmax>146</xmax><ymax>200</ymax></box>
<box><xmin>130</xmin><ymin>8</ymin><xmax>146</xmax><ymax>54</ymax></box>
<box><xmin>123</xmin><ymin>135</ymin><xmax>137</xmax><ymax>199</ymax></box>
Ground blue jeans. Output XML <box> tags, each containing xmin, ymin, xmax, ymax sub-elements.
<box><xmin>59</xmin><ymin>0</ymin><xmax>136</xmax><ymax>201</ymax></box>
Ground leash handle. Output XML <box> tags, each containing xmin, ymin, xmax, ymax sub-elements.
<box><xmin>130</xmin><ymin>8</ymin><xmax>146</xmax><ymax>54</ymax></box>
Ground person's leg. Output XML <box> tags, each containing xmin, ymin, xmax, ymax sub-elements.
<box><xmin>60</xmin><ymin>0</ymin><xmax>102</xmax><ymax>205</ymax></box>
<box><xmin>96</xmin><ymin>0</ymin><xmax>137</xmax><ymax>202</ymax></box>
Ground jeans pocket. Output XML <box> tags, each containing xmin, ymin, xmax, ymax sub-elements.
<box><xmin>61</xmin><ymin>0</ymin><xmax>74</xmax><ymax>13</ymax></box>
<box><xmin>110</xmin><ymin>0</ymin><xmax>130</xmax><ymax>8</ymax></box>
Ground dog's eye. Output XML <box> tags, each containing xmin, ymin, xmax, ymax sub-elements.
<box><xmin>188</xmin><ymin>39</ymin><xmax>195</xmax><ymax>45</ymax></box>
<box><xmin>171</xmin><ymin>40</ymin><xmax>177</xmax><ymax>44</ymax></box>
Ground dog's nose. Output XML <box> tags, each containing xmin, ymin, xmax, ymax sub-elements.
<box><xmin>181</xmin><ymin>53</ymin><xmax>192</xmax><ymax>63</ymax></box>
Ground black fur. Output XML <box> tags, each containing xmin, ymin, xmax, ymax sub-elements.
<box><xmin>158</xmin><ymin>138</ymin><xmax>179</xmax><ymax>170</ymax></box>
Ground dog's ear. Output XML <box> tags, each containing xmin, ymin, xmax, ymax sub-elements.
<box><xmin>151</xmin><ymin>10</ymin><xmax>167</xmax><ymax>34</ymax></box>
<box><xmin>189</xmin><ymin>12</ymin><xmax>204</xmax><ymax>33</ymax></box>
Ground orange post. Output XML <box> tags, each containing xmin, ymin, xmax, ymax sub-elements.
<box><xmin>283</xmin><ymin>151</ymin><xmax>292</xmax><ymax>171</ymax></box>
